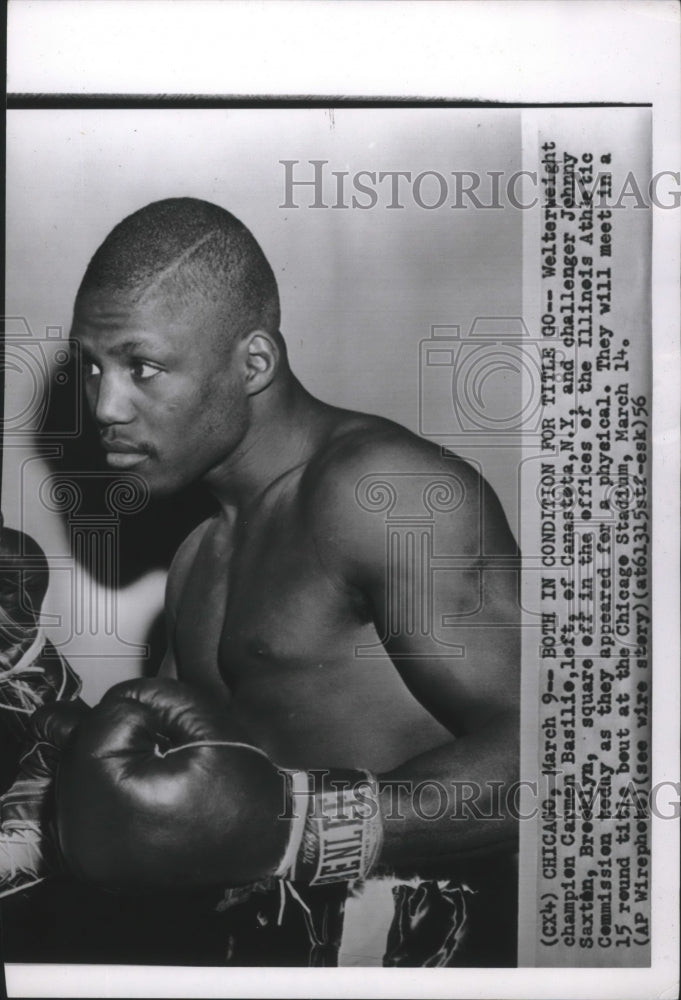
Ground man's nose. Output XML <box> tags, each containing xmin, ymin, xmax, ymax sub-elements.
<box><xmin>90</xmin><ymin>373</ymin><xmax>135</xmax><ymax>426</ymax></box>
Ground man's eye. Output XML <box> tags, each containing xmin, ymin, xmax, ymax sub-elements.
<box><xmin>131</xmin><ymin>362</ymin><xmax>162</xmax><ymax>381</ymax></box>
<box><xmin>83</xmin><ymin>361</ymin><xmax>101</xmax><ymax>378</ymax></box>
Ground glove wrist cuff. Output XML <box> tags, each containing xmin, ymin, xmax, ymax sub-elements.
<box><xmin>276</xmin><ymin>768</ymin><xmax>383</xmax><ymax>885</ymax></box>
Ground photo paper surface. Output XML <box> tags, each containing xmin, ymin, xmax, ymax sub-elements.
<box><xmin>2</xmin><ymin>3</ymin><xmax>678</xmax><ymax>998</ymax></box>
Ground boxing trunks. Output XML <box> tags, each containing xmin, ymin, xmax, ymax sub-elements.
<box><xmin>211</xmin><ymin>852</ymin><xmax>517</xmax><ymax>967</ymax></box>
<box><xmin>0</xmin><ymin>853</ymin><xmax>517</xmax><ymax>967</ymax></box>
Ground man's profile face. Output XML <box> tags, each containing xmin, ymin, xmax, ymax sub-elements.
<box><xmin>72</xmin><ymin>289</ymin><xmax>250</xmax><ymax>497</ymax></box>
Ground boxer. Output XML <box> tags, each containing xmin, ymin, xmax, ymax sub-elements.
<box><xmin>3</xmin><ymin>198</ymin><xmax>521</xmax><ymax>965</ymax></box>
<box><xmin>0</xmin><ymin>520</ymin><xmax>85</xmax><ymax>896</ymax></box>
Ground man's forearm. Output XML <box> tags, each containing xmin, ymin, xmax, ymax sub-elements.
<box><xmin>376</xmin><ymin>711</ymin><xmax>519</xmax><ymax>874</ymax></box>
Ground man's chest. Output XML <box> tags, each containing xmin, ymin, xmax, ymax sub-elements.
<box><xmin>172</xmin><ymin>514</ymin><xmax>369</xmax><ymax>693</ymax></box>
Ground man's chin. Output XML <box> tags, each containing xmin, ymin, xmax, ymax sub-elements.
<box><xmin>106</xmin><ymin>463</ymin><xmax>177</xmax><ymax>502</ymax></box>
<box><xmin>100</xmin><ymin>454</ymin><xmax>199</xmax><ymax>503</ymax></box>
<box><xmin>142</xmin><ymin>475</ymin><xmax>181</xmax><ymax>501</ymax></box>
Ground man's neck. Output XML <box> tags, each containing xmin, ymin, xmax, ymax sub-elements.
<box><xmin>203</xmin><ymin>373</ymin><xmax>330</xmax><ymax>514</ymax></box>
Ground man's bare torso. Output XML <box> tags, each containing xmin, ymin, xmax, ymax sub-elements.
<box><xmin>165</xmin><ymin>410</ymin><xmax>455</xmax><ymax>772</ymax></box>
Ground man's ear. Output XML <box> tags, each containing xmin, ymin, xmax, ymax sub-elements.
<box><xmin>241</xmin><ymin>331</ymin><xmax>279</xmax><ymax>395</ymax></box>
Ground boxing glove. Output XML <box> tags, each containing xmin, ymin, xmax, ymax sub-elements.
<box><xmin>0</xmin><ymin>517</ymin><xmax>82</xmax><ymax>741</ymax></box>
<box><xmin>54</xmin><ymin>678</ymin><xmax>384</xmax><ymax>892</ymax></box>
<box><xmin>0</xmin><ymin>699</ymin><xmax>88</xmax><ymax>896</ymax></box>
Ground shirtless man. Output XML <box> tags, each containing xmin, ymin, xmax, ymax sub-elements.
<box><xmin>2</xmin><ymin>197</ymin><xmax>520</xmax><ymax>966</ymax></box>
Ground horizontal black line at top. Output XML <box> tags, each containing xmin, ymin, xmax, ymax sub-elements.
<box><xmin>7</xmin><ymin>94</ymin><xmax>653</xmax><ymax>110</ymax></box>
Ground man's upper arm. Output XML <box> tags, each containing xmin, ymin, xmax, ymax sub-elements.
<box><xmin>312</xmin><ymin>435</ymin><xmax>521</xmax><ymax>738</ymax></box>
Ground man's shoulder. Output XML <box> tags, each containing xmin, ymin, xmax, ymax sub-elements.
<box><xmin>302</xmin><ymin>412</ymin><xmax>483</xmax><ymax>535</ymax></box>
<box><xmin>308</xmin><ymin>413</ymin><xmax>479</xmax><ymax>487</ymax></box>
<box><xmin>301</xmin><ymin>410</ymin><xmax>517</xmax><ymax>562</ymax></box>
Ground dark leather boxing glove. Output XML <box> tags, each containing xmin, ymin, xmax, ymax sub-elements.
<box><xmin>0</xmin><ymin>517</ymin><xmax>82</xmax><ymax>741</ymax></box>
<box><xmin>0</xmin><ymin>521</ymin><xmax>49</xmax><ymax>628</ymax></box>
<box><xmin>0</xmin><ymin>699</ymin><xmax>88</xmax><ymax>896</ymax></box>
<box><xmin>0</xmin><ymin>516</ymin><xmax>87</xmax><ymax>897</ymax></box>
<box><xmin>54</xmin><ymin>678</ymin><xmax>384</xmax><ymax>892</ymax></box>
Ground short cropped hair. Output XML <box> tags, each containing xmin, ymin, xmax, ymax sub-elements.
<box><xmin>76</xmin><ymin>198</ymin><xmax>281</xmax><ymax>341</ymax></box>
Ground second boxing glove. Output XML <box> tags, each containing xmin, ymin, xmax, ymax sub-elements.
<box><xmin>1</xmin><ymin>699</ymin><xmax>88</xmax><ymax>896</ymax></box>
<box><xmin>0</xmin><ymin>518</ymin><xmax>83</xmax><ymax>742</ymax></box>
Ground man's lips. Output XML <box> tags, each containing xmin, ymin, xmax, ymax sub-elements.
<box><xmin>101</xmin><ymin>440</ymin><xmax>150</xmax><ymax>468</ymax></box>
<box><xmin>101</xmin><ymin>440</ymin><xmax>145</xmax><ymax>453</ymax></box>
